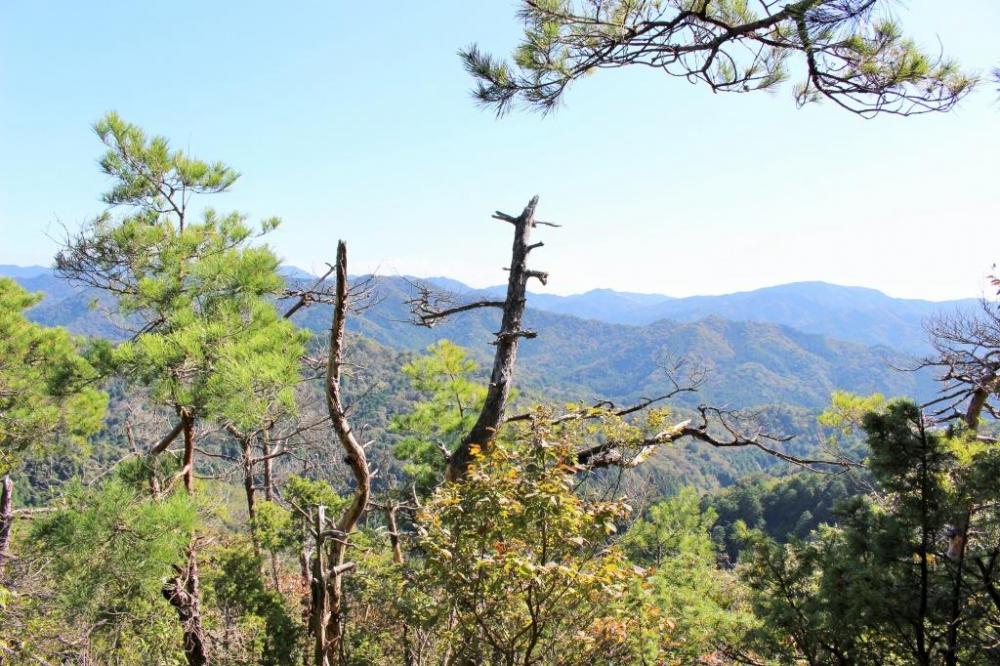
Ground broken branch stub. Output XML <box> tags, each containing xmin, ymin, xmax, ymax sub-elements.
<box><xmin>444</xmin><ymin>196</ymin><xmax>550</xmax><ymax>481</ymax></box>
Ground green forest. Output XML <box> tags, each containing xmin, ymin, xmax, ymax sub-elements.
<box><xmin>2</xmin><ymin>2</ymin><xmax>999</xmax><ymax>665</ymax></box>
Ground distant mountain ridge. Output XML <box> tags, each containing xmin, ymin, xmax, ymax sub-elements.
<box><xmin>6</xmin><ymin>264</ymin><xmax>969</xmax><ymax>353</ymax></box>
<box><xmin>0</xmin><ymin>265</ymin><xmax>52</xmax><ymax>279</ymax></box>
<box><xmin>0</xmin><ymin>265</ymin><xmax>937</xmax><ymax>410</ymax></box>
<box><xmin>423</xmin><ymin>276</ymin><xmax>978</xmax><ymax>354</ymax></box>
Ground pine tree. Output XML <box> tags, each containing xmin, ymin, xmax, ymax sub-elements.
<box><xmin>462</xmin><ymin>0</ymin><xmax>974</xmax><ymax>117</ymax></box>
<box><xmin>57</xmin><ymin>112</ymin><xmax>308</xmax><ymax>494</ymax></box>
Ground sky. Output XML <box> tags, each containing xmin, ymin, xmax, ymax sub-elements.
<box><xmin>1</xmin><ymin>1</ymin><xmax>998</xmax><ymax>301</ymax></box>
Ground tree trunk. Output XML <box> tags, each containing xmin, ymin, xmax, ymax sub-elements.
<box><xmin>262</xmin><ymin>431</ymin><xmax>274</xmax><ymax>502</ymax></box>
<box><xmin>301</xmin><ymin>522</ymin><xmax>315</xmax><ymax>666</ymax></box>
<box><xmin>323</xmin><ymin>241</ymin><xmax>371</xmax><ymax>663</ymax></box>
<box><xmin>242</xmin><ymin>436</ymin><xmax>256</xmax><ymax>526</ymax></box>
<box><xmin>446</xmin><ymin>197</ymin><xmax>543</xmax><ymax>481</ymax></box>
<box><xmin>311</xmin><ymin>506</ymin><xmax>330</xmax><ymax>666</ymax></box>
<box><xmin>965</xmin><ymin>384</ymin><xmax>993</xmax><ymax>430</ymax></box>
<box><xmin>915</xmin><ymin>421</ymin><xmax>931</xmax><ymax>666</ymax></box>
<box><xmin>163</xmin><ymin>544</ymin><xmax>209</xmax><ymax>666</ymax></box>
<box><xmin>150</xmin><ymin>420</ymin><xmax>185</xmax><ymax>456</ymax></box>
<box><xmin>944</xmin><ymin>511</ymin><xmax>971</xmax><ymax>666</ymax></box>
<box><xmin>0</xmin><ymin>475</ymin><xmax>13</xmax><ymax>579</ymax></box>
<box><xmin>384</xmin><ymin>503</ymin><xmax>414</xmax><ymax>665</ymax></box>
<box><xmin>181</xmin><ymin>410</ymin><xmax>196</xmax><ymax>494</ymax></box>
<box><xmin>387</xmin><ymin>505</ymin><xmax>404</xmax><ymax>566</ymax></box>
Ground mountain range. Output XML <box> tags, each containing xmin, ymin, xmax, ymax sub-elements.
<box><xmin>0</xmin><ymin>265</ymin><xmax>947</xmax><ymax>411</ymax></box>
<box><xmin>423</xmin><ymin>277</ymin><xmax>979</xmax><ymax>355</ymax></box>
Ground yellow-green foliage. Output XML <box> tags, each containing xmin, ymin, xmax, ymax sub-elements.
<box><xmin>392</xmin><ymin>340</ymin><xmax>488</xmax><ymax>492</ymax></box>
<box><xmin>8</xmin><ymin>476</ymin><xmax>198</xmax><ymax>663</ymax></box>
<box><xmin>0</xmin><ymin>278</ymin><xmax>107</xmax><ymax>473</ymax></box>
<box><xmin>59</xmin><ymin>113</ymin><xmax>309</xmax><ymax>432</ymax></box>
<box><xmin>406</xmin><ymin>419</ymin><xmax>676</xmax><ymax>664</ymax></box>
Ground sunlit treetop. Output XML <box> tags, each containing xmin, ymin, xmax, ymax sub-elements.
<box><xmin>462</xmin><ymin>0</ymin><xmax>976</xmax><ymax>118</ymax></box>
<box><xmin>54</xmin><ymin>113</ymin><xmax>307</xmax><ymax>428</ymax></box>
<box><xmin>93</xmin><ymin>111</ymin><xmax>239</xmax><ymax>213</ymax></box>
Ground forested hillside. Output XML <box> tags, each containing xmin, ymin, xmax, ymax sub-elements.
<box><xmin>3</xmin><ymin>268</ymin><xmax>938</xmax><ymax>409</ymax></box>
<box><xmin>430</xmin><ymin>278</ymin><xmax>977</xmax><ymax>353</ymax></box>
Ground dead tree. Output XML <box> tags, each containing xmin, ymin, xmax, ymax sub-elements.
<box><xmin>364</xmin><ymin>496</ymin><xmax>418</xmax><ymax>665</ymax></box>
<box><xmin>382</xmin><ymin>502</ymin><xmax>405</xmax><ymax>566</ymax></box>
<box><xmin>917</xmin><ymin>297</ymin><xmax>1000</xmax><ymax>636</ymax></box>
<box><xmin>570</xmin><ymin>404</ymin><xmax>854</xmax><ymax>471</ymax></box>
<box><xmin>408</xmin><ymin>196</ymin><xmax>846</xmax><ymax>478</ymax></box>
<box><xmin>408</xmin><ymin>196</ymin><xmax>555</xmax><ymax>481</ymax></box>
<box><xmin>227</xmin><ymin>413</ymin><xmax>331</xmax><ymax>543</ymax></box>
<box><xmin>307</xmin><ymin>241</ymin><xmax>371</xmax><ymax>665</ymax></box>
<box><xmin>920</xmin><ymin>301</ymin><xmax>1000</xmax><ymax>431</ymax></box>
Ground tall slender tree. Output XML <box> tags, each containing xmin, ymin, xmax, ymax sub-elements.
<box><xmin>55</xmin><ymin>113</ymin><xmax>309</xmax><ymax>665</ymax></box>
<box><xmin>56</xmin><ymin>112</ymin><xmax>308</xmax><ymax>494</ymax></box>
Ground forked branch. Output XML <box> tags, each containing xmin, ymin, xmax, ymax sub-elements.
<box><xmin>575</xmin><ymin>405</ymin><xmax>858</xmax><ymax>472</ymax></box>
<box><xmin>405</xmin><ymin>279</ymin><xmax>506</xmax><ymax>328</ymax></box>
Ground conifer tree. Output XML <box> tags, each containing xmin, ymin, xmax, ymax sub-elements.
<box><xmin>0</xmin><ymin>278</ymin><xmax>107</xmax><ymax>580</ymax></box>
<box><xmin>53</xmin><ymin>113</ymin><xmax>309</xmax><ymax>665</ymax></box>
<box><xmin>391</xmin><ymin>340</ymin><xmax>487</xmax><ymax>493</ymax></box>
<box><xmin>743</xmin><ymin>400</ymin><xmax>1000</xmax><ymax>664</ymax></box>
<box><xmin>56</xmin><ymin>112</ymin><xmax>308</xmax><ymax>493</ymax></box>
<box><xmin>463</xmin><ymin>0</ymin><xmax>974</xmax><ymax>117</ymax></box>
<box><xmin>0</xmin><ymin>278</ymin><xmax>107</xmax><ymax>476</ymax></box>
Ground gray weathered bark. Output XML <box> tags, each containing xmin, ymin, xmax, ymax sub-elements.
<box><xmin>315</xmin><ymin>241</ymin><xmax>370</xmax><ymax>665</ymax></box>
<box><xmin>311</xmin><ymin>505</ymin><xmax>330</xmax><ymax>666</ymax></box>
<box><xmin>445</xmin><ymin>197</ymin><xmax>548</xmax><ymax>481</ymax></box>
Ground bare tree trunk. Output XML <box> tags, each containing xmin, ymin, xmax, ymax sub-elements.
<box><xmin>262</xmin><ymin>430</ymin><xmax>274</xmax><ymax>502</ymax></box>
<box><xmin>965</xmin><ymin>386</ymin><xmax>991</xmax><ymax>430</ymax></box>
<box><xmin>241</xmin><ymin>436</ymin><xmax>256</xmax><ymax>526</ymax></box>
<box><xmin>301</xmin><ymin>521</ymin><xmax>315</xmax><ymax>666</ymax></box>
<box><xmin>0</xmin><ymin>475</ymin><xmax>13</xmax><ymax>579</ymax></box>
<box><xmin>385</xmin><ymin>504</ymin><xmax>403</xmax><ymax>567</ymax></box>
<box><xmin>311</xmin><ymin>506</ymin><xmax>330</xmax><ymax>666</ymax></box>
<box><xmin>944</xmin><ymin>511</ymin><xmax>971</xmax><ymax>666</ymax></box>
<box><xmin>298</xmin><ymin>241</ymin><xmax>371</xmax><ymax>666</ymax></box>
<box><xmin>258</xmin><ymin>430</ymin><xmax>280</xmax><ymax>590</ymax></box>
<box><xmin>915</xmin><ymin>421</ymin><xmax>932</xmax><ymax>666</ymax></box>
<box><xmin>181</xmin><ymin>410</ymin><xmax>196</xmax><ymax>494</ymax></box>
<box><xmin>446</xmin><ymin>197</ymin><xmax>545</xmax><ymax>481</ymax></box>
<box><xmin>163</xmin><ymin>544</ymin><xmax>209</xmax><ymax>666</ymax></box>
<box><xmin>317</xmin><ymin>241</ymin><xmax>371</xmax><ymax>665</ymax></box>
<box><xmin>383</xmin><ymin>503</ymin><xmax>416</xmax><ymax>666</ymax></box>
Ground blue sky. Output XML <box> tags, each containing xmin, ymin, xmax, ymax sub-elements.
<box><xmin>2</xmin><ymin>1</ymin><xmax>998</xmax><ymax>299</ymax></box>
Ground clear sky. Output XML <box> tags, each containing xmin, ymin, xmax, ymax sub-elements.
<box><xmin>2</xmin><ymin>1</ymin><xmax>998</xmax><ymax>300</ymax></box>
